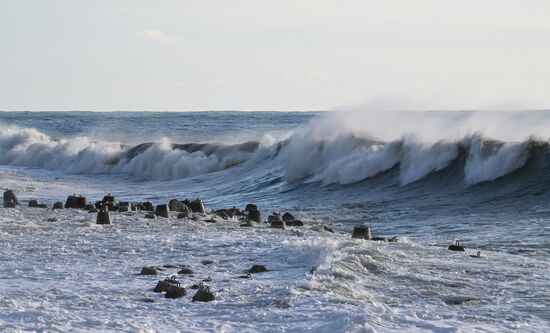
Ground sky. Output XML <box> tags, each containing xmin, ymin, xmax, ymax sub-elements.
<box><xmin>0</xmin><ymin>0</ymin><xmax>549</xmax><ymax>111</ymax></box>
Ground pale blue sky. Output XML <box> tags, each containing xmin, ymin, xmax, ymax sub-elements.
<box><xmin>1</xmin><ymin>0</ymin><xmax>549</xmax><ymax>111</ymax></box>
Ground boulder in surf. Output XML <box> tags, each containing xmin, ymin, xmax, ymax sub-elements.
<box><xmin>155</xmin><ymin>204</ymin><xmax>170</xmax><ymax>218</ymax></box>
<box><xmin>352</xmin><ymin>225</ymin><xmax>372</xmax><ymax>240</ymax></box>
<box><xmin>448</xmin><ymin>241</ymin><xmax>466</xmax><ymax>252</ymax></box>
<box><xmin>192</xmin><ymin>285</ymin><xmax>215</xmax><ymax>302</ymax></box>
<box><xmin>3</xmin><ymin>190</ymin><xmax>19</xmax><ymax>206</ymax></box>
<box><xmin>96</xmin><ymin>210</ymin><xmax>112</xmax><ymax>225</ymax></box>
<box><xmin>169</xmin><ymin>199</ymin><xmax>190</xmax><ymax>213</ymax></box>
<box><xmin>184</xmin><ymin>199</ymin><xmax>206</xmax><ymax>214</ymax></box>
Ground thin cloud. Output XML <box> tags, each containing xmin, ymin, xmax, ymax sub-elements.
<box><xmin>137</xmin><ymin>29</ymin><xmax>178</xmax><ymax>44</ymax></box>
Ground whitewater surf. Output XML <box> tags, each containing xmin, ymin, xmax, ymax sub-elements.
<box><xmin>1</xmin><ymin>111</ymin><xmax>549</xmax><ymax>332</ymax></box>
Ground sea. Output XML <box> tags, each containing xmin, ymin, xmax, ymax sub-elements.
<box><xmin>0</xmin><ymin>110</ymin><xmax>549</xmax><ymax>332</ymax></box>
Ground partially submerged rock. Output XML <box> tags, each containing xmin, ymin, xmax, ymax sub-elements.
<box><xmin>443</xmin><ymin>296</ymin><xmax>480</xmax><ymax>305</ymax></box>
<box><xmin>165</xmin><ymin>285</ymin><xmax>187</xmax><ymax>299</ymax></box>
<box><xmin>84</xmin><ymin>203</ymin><xmax>96</xmax><ymax>211</ymax></box>
<box><xmin>448</xmin><ymin>241</ymin><xmax>466</xmax><ymax>252</ymax></box>
<box><xmin>286</xmin><ymin>220</ymin><xmax>304</xmax><ymax>227</ymax></box>
<box><xmin>192</xmin><ymin>285</ymin><xmax>215</xmax><ymax>302</ymax></box>
<box><xmin>4</xmin><ymin>199</ymin><xmax>16</xmax><ymax>208</ymax></box>
<box><xmin>244</xmin><ymin>203</ymin><xmax>258</xmax><ymax>212</ymax></box>
<box><xmin>178</xmin><ymin>266</ymin><xmax>194</xmax><ymax>275</ymax></box>
<box><xmin>96</xmin><ymin>210</ymin><xmax>112</xmax><ymax>225</ymax></box>
<box><xmin>3</xmin><ymin>190</ymin><xmax>19</xmax><ymax>206</ymax></box>
<box><xmin>102</xmin><ymin>194</ymin><xmax>115</xmax><ymax>204</ymax></box>
<box><xmin>248</xmin><ymin>265</ymin><xmax>268</xmax><ymax>273</ymax></box>
<box><xmin>142</xmin><ymin>201</ymin><xmax>154</xmax><ymax>211</ymax></box>
<box><xmin>352</xmin><ymin>225</ymin><xmax>372</xmax><ymax>240</ymax></box>
<box><xmin>247</xmin><ymin>209</ymin><xmax>261</xmax><ymax>223</ymax></box>
<box><xmin>169</xmin><ymin>199</ymin><xmax>191</xmax><ymax>213</ymax></box>
<box><xmin>153</xmin><ymin>277</ymin><xmax>187</xmax><ymax>298</ymax></box>
<box><xmin>282</xmin><ymin>212</ymin><xmax>295</xmax><ymax>223</ymax></box>
<box><xmin>53</xmin><ymin>201</ymin><xmax>64</xmax><ymax>209</ymax></box>
<box><xmin>65</xmin><ymin>195</ymin><xmax>87</xmax><ymax>209</ymax></box>
<box><xmin>268</xmin><ymin>213</ymin><xmax>285</xmax><ymax>229</ymax></box>
<box><xmin>184</xmin><ymin>199</ymin><xmax>206</xmax><ymax>214</ymax></box>
<box><xmin>140</xmin><ymin>266</ymin><xmax>160</xmax><ymax>275</ymax></box>
<box><xmin>155</xmin><ymin>204</ymin><xmax>170</xmax><ymax>218</ymax></box>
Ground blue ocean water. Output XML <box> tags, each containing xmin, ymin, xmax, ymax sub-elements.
<box><xmin>1</xmin><ymin>111</ymin><xmax>549</xmax><ymax>332</ymax></box>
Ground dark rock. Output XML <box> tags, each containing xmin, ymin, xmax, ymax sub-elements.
<box><xmin>108</xmin><ymin>205</ymin><xmax>118</xmax><ymax>212</ymax></box>
<box><xmin>443</xmin><ymin>296</ymin><xmax>480</xmax><ymax>305</ymax></box>
<box><xmin>248</xmin><ymin>210</ymin><xmax>261</xmax><ymax>223</ymax></box>
<box><xmin>282</xmin><ymin>212</ymin><xmax>295</xmax><ymax>222</ymax></box>
<box><xmin>47</xmin><ymin>218</ymin><xmax>57</xmax><ymax>222</ymax></box>
<box><xmin>183</xmin><ymin>199</ymin><xmax>206</xmax><ymax>214</ymax></box>
<box><xmin>153</xmin><ymin>280</ymin><xmax>174</xmax><ymax>293</ymax></box>
<box><xmin>168</xmin><ymin>199</ymin><xmax>190</xmax><ymax>213</ymax></box>
<box><xmin>323</xmin><ymin>226</ymin><xmax>335</xmax><ymax>233</ymax></box>
<box><xmin>202</xmin><ymin>276</ymin><xmax>212</xmax><ymax>282</ymax></box>
<box><xmin>270</xmin><ymin>220</ymin><xmax>286</xmax><ymax>229</ymax></box>
<box><xmin>178</xmin><ymin>267</ymin><xmax>194</xmax><ymax>275</ymax></box>
<box><xmin>28</xmin><ymin>199</ymin><xmax>40</xmax><ymax>208</ymax></box>
<box><xmin>144</xmin><ymin>213</ymin><xmax>156</xmax><ymax>219</ymax></box>
<box><xmin>3</xmin><ymin>190</ymin><xmax>19</xmax><ymax>206</ymax></box>
<box><xmin>65</xmin><ymin>195</ymin><xmax>87</xmax><ymax>209</ymax></box>
<box><xmin>165</xmin><ymin>285</ymin><xmax>187</xmax><ymax>299</ymax></box>
<box><xmin>244</xmin><ymin>203</ymin><xmax>258</xmax><ymax>212</ymax></box>
<box><xmin>153</xmin><ymin>277</ymin><xmax>181</xmax><ymax>292</ymax></box>
<box><xmin>84</xmin><ymin>204</ymin><xmax>95</xmax><ymax>211</ymax></box>
<box><xmin>190</xmin><ymin>284</ymin><xmax>200</xmax><ymax>289</ymax></box>
<box><xmin>201</xmin><ymin>259</ymin><xmax>215</xmax><ymax>265</ymax></box>
<box><xmin>371</xmin><ymin>237</ymin><xmax>388</xmax><ymax>241</ymax></box>
<box><xmin>268</xmin><ymin>213</ymin><xmax>282</xmax><ymax>223</ymax></box>
<box><xmin>204</xmin><ymin>219</ymin><xmax>217</xmax><ymax>223</ymax></box>
<box><xmin>177</xmin><ymin>212</ymin><xmax>189</xmax><ymax>219</ymax></box>
<box><xmin>449</xmin><ymin>241</ymin><xmax>466</xmax><ymax>252</ymax></box>
<box><xmin>248</xmin><ymin>265</ymin><xmax>268</xmax><ymax>273</ymax></box>
<box><xmin>214</xmin><ymin>210</ymin><xmax>230</xmax><ymax>219</ymax></box>
<box><xmin>102</xmin><ymin>194</ymin><xmax>115</xmax><ymax>204</ymax></box>
<box><xmin>118</xmin><ymin>205</ymin><xmax>130</xmax><ymax>212</ymax></box>
<box><xmin>53</xmin><ymin>201</ymin><xmax>64</xmax><ymax>209</ymax></box>
<box><xmin>163</xmin><ymin>264</ymin><xmax>179</xmax><ymax>269</ymax></box>
<box><xmin>155</xmin><ymin>204</ymin><xmax>170</xmax><ymax>218</ymax></box>
<box><xmin>239</xmin><ymin>273</ymin><xmax>252</xmax><ymax>279</ymax></box>
<box><xmin>470</xmin><ymin>251</ymin><xmax>484</xmax><ymax>258</ymax></box>
<box><xmin>88</xmin><ymin>208</ymin><xmax>99</xmax><ymax>213</ymax></box>
<box><xmin>240</xmin><ymin>221</ymin><xmax>254</xmax><ymax>227</ymax></box>
<box><xmin>352</xmin><ymin>225</ymin><xmax>371</xmax><ymax>240</ymax></box>
<box><xmin>192</xmin><ymin>285</ymin><xmax>215</xmax><ymax>302</ymax></box>
<box><xmin>37</xmin><ymin>203</ymin><xmax>48</xmax><ymax>208</ymax></box>
<box><xmin>268</xmin><ymin>213</ymin><xmax>285</xmax><ymax>228</ymax></box>
<box><xmin>96</xmin><ymin>210</ymin><xmax>112</xmax><ymax>225</ymax></box>
<box><xmin>287</xmin><ymin>220</ymin><xmax>304</xmax><ymax>226</ymax></box>
<box><xmin>142</xmin><ymin>201</ymin><xmax>154</xmax><ymax>211</ymax></box>
<box><xmin>4</xmin><ymin>199</ymin><xmax>16</xmax><ymax>208</ymax></box>
<box><xmin>140</xmin><ymin>267</ymin><xmax>159</xmax><ymax>275</ymax></box>
<box><xmin>140</xmin><ymin>298</ymin><xmax>155</xmax><ymax>303</ymax></box>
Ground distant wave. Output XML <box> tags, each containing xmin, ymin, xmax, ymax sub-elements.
<box><xmin>0</xmin><ymin>121</ymin><xmax>539</xmax><ymax>186</ymax></box>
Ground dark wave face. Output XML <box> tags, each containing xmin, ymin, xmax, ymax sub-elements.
<box><xmin>1</xmin><ymin>110</ymin><xmax>550</xmax><ymax>215</ymax></box>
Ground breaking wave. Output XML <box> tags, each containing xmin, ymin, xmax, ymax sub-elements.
<box><xmin>0</xmin><ymin>114</ymin><xmax>543</xmax><ymax>187</ymax></box>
